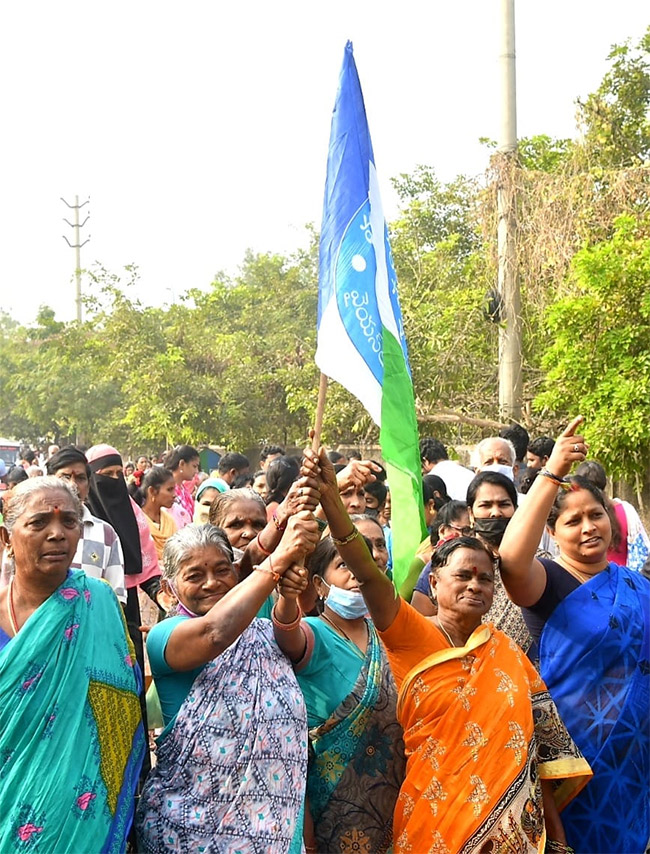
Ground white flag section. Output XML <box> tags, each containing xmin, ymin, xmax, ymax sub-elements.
<box><xmin>316</xmin><ymin>163</ymin><xmax>403</xmax><ymax>424</ymax></box>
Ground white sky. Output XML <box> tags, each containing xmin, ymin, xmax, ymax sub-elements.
<box><xmin>1</xmin><ymin>1</ymin><xmax>647</xmax><ymax>324</ymax></box>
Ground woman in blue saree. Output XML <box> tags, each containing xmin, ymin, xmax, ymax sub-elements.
<box><xmin>0</xmin><ymin>477</ymin><xmax>145</xmax><ymax>854</ymax></box>
<box><xmin>500</xmin><ymin>417</ymin><xmax>650</xmax><ymax>854</ymax></box>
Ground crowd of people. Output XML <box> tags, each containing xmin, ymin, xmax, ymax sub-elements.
<box><xmin>0</xmin><ymin>424</ymin><xmax>647</xmax><ymax>854</ymax></box>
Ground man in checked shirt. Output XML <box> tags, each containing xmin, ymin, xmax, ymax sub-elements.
<box><xmin>46</xmin><ymin>446</ymin><xmax>126</xmax><ymax>604</ymax></box>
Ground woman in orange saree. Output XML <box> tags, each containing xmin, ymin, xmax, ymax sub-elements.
<box><xmin>303</xmin><ymin>445</ymin><xmax>592</xmax><ymax>854</ymax></box>
<box><xmin>385</xmin><ymin>583</ymin><xmax>588</xmax><ymax>852</ymax></box>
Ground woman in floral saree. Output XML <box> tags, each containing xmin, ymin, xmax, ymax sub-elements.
<box><xmin>0</xmin><ymin>477</ymin><xmax>145</xmax><ymax>853</ymax></box>
<box><xmin>302</xmin><ymin>446</ymin><xmax>592</xmax><ymax>854</ymax></box>
<box><xmin>136</xmin><ymin>516</ymin><xmax>320</xmax><ymax>854</ymax></box>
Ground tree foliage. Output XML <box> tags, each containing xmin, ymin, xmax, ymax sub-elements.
<box><xmin>0</xmin><ymin>30</ymin><xmax>648</xmax><ymax>485</ymax></box>
<box><xmin>536</xmin><ymin>214</ymin><xmax>650</xmax><ymax>480</ymax></box>
<box><xmin>577</xmin><ymin>27</ymin><xmax>650</xmax><ymax>169</ymax></box>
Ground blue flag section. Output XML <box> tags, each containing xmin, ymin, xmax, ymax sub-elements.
<box><xmin>316</xmin><ymin>41</ymin><xmax>426</xmax><ymax>594</ymax></box>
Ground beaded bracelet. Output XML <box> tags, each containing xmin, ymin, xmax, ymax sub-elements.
<box><xmin>331</xmin><ymin>528</ymin><xmax>360</xmax><ymax>547</ymax></box>
<box><xmin>272</xmin><ymin>511</ymin><xmax>287</xmax><ymax>532</ymax></box>
<box><xmin>271</xmin><ymin>602</ymin><xmax>302</xmax><ymax>631</ymax></box>
<box><xmin>253</xmin><ymin>560</ymin><xmax>281</xmax><ymax>584</ymax></box>
<box><xmin>256</xmin><ymin>531</ymin><xmax>272</xmax><ymax>557</ymax></box>
<box><xmin>545</xmin><ymin>841</ymin><xmax>574</xmax><ymax>854</ymax></box>
<box><xmin>539</xmin><ymin>468</ymin><xmax>571</xmax><ymax>490</ymax></box>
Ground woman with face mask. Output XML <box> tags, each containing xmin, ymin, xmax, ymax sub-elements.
<box><xmin>467</xmin><ymin>471</ymin><xmax>534</xmax><ymax>654</ymax></box>
<box><xmin>273</xmin><ymin>531</ymin><xmax>406</xmax><ymax>854</ymax></box>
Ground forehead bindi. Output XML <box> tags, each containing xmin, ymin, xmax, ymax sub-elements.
<box><xmin>559</xmin><ymin>491</ymin><xmax>604</xmax><ymax>518</ymax></box>
<box><xmin>447</xmin><ymin>549</ymin><xmax>493</xmax><ymax>573</ymax></box>
<box><xmin>28</xmin><ymin>492</ymin><xmax>75</xmax><ymax>512</ymax></box>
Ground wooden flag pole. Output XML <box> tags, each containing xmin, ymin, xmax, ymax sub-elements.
<box><xmin>312</xmin><ymin>373</ymin><xmax>328</xmax><ymax>451</ymax></box>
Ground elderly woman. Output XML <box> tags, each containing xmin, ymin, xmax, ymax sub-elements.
<box><xmin>210</xmin><ymin>483</ymin><xmax>320</xmax><ymax>570</ymax></box>
<box><xmin>136</xmin><ymin>516</ymin><xmax>319</xmax><ymax>853</ymax></box>
<box><xmin>303</xmin><ymin>446</ymin><xmax>591</xmax><ymax>854</ymax></box>
<box><xmin>0</xmin><ymin>477</ymin><xmax>145</xmax><ymax>852</ymax></box>
<box><xmin>500</xmin><ymin>417</ymin><xmax>650</xmax><ymax>853</ymax></box>
<box><xmin>410</xmin><ymin>499</ymin><xmax>472</xmax><ymax>616</ymax></box>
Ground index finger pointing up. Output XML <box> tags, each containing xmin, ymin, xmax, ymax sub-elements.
<box><xmin>561</xmin><ymin>415</ymin><xmax>585</xmax><ymax>438</ymax></box>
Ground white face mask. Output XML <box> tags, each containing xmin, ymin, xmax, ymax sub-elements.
<box><xmin>322</xmin><ymin>581</ymin><xmax>368</xmax><ymax>620</ymax></box>
<box><xmin>481</xmin><ymin>463</ymin><xmax>515</xmax><ymax>482</ymax></box>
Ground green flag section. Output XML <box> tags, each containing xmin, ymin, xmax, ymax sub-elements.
<box><xmin>380</xmin><ymin>327</ymin><xmax>427</xmax><ymax>597</ymax></box>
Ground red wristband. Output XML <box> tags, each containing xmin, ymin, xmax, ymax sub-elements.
<box><xmin>256</xmin><ymin>531</ymin><xmax>272</xmax><ymax>557</ymax></box>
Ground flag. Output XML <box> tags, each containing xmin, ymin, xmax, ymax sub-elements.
<box><xmin>316</xmin><ymin>41</ymin><xmax>426</xmax><ymax>595</ymax></box>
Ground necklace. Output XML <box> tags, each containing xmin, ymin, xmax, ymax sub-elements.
<box><xmin>557</xmin><ymin>560</ymin><xmax>603</xmax><ymax>585</ymax></box>
<box><xmin>320</xmin><ymin>612</ymin><xmax>366</xmax><ymax>655</ymax></box>
<box><xmin>7</xmin><ymin>578</ymin><xmax>19</xmax><ymax>636</ymax></box>
<box><xmin>435</xmin><ymin>617</ymin><xmax>457</xmax><ymax>648</ymax></box>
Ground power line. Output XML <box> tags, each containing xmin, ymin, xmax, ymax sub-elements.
<box><xmin>61</xmin><ymin>195</ymin><xmax>91</xmax><ymax>323</ymax></box>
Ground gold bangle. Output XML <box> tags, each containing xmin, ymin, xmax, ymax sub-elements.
<box><xmin>331</xmin><ymin>528</ymin><xmax>360</xmax><ymax>546</ymax></box>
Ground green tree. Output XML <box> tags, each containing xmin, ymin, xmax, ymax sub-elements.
<box><xmin>389</xmin><ymin>166</ymin><xmax>498</xmax><ymax>441</ymax></box>
<box><xmin>577</xmin><ymin>27</ymin><xmax>650</xmax><ymax>169</ymax></box>
<box><xmin>535</xmin><ymin>214</ymin><xmax>650</xmax><ymax>480</ymax></box>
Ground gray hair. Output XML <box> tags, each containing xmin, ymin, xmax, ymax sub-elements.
<box><xmin>471</xmin><ymin>437</ymin><xmax>517</xmax><ymax>469</ymax></box>
<box><xmin>350</xmin><ymin>513</ymin><xmax>384</xmax><ymax>532</ymax></box>
<box><xmin>208</xmin><ymin>488</ymin><xmax>265</xmax><ymax>527</ymax></box>
<box><xmin>161</xmin><ymin>523</ymin><xmax>234</xmax><ymax>581</ymax></box>
<box><xmin>3</xmin><ymin>476</ymin><xmax>83</xmax><ymax>534</ymax></box>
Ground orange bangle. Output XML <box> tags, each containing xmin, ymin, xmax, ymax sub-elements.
<box><xmin>271</xmin><ymin>602</ymin><xmax>302</xmax><ymax>631</ymax></box>
<box><xmin>253</xmin><ymin>559</ymin><xmax>280</xmax><ymax>584</ymax></box>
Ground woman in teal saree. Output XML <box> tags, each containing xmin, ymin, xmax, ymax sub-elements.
<box><xmin>274</xmin><ymin>530</ymin><xmax>405</xmax><ymax>854</ymax></box>
<box><xmin>0</xmin><ymin>477</ymin><xmax>145</xmax><ymax>854</ymax></box>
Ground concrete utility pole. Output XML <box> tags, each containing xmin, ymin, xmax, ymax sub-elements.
<box><xmin>61</xmin><ymin>196</ymin><xmax>90</xmax><ymax>323</ymax></box>
<box><xmin>496</xmin><ymin>0</ymin><xmax>522</xmax><ymax>420</ymax></box>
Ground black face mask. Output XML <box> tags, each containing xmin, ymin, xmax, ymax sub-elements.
<box><xmin>87</xmin><ymin>473</ymin><xmax>143</xmax><ymax>575</ymax></box>
<box><xmin>473</xmin><ymin>516</ymin><xmax>511</xmax><ymax>546</ymax></box>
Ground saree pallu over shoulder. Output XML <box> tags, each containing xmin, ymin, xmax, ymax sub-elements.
<box><xmin>0</xmin><ymin>571</ymin><xmax>145</xmax><ymax>854</ymax></box>
<box><xmin>539</xmin><ymin>562</ymin><xmax>650</xmax><ymax>854</ymax></box>
<box><xmin>308</xmin><ymin>622</ymin><xmax>405</xmax><ymax>854</ymax></box>
<box><xmin>136</xmin><ymin>618</ymin><xmax>308</xmax><ymax>854</ymax></box>
<box><xmin>394</xmin><ymin>624</ymin><xmax>590</xmax><ymax>854</ymax></box>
